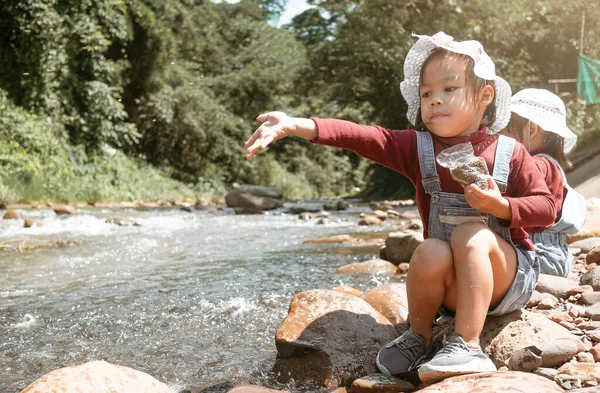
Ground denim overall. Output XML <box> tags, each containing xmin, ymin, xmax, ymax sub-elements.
<box><xmin>416</xmin><ymin>131</ymin><xmax>539</xmax><ymax>316</ymax></box>
<box><xmin>529</xmin><ymin>153</ymin><xmax>588</xmax><ymax>277</ymax></box>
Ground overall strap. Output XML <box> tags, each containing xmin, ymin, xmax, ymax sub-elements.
<box><xmin>492</xmin><ymin>135</ymin><xmax>516</xmax><ymax>193</ymax></box>
<box><xmin>415</xmin><ymin>131</ymin><xmax>441</xmax><ymax>195</ymax></box>
<box><xmin>535</xmin><ymin>153</ymin><xmax>568</xmax><ymax>186</ymax></box>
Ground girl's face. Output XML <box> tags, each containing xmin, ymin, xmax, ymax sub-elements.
<box><xmin>419</xmin><ymin>54</ymin><xmax>493</xmax><ymax>138</ymax></box>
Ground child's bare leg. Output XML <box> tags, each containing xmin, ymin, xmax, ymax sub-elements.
<box><xmin>407</xmin><ymin>238</ymin><xmax>455</xmax><ymax>346</ymax></box>
<box><xmin>447</xmin><ymin>222</ymin><xmax>518</xmax><ymax>347</ymax></box>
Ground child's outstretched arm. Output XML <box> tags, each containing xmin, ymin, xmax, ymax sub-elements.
<box><xmin>245</xmin><ymin>112</ymin><xmax>317</xmax><ymax>160</ymax></box>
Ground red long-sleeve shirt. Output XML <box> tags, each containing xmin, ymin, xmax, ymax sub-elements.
<box><xmin>311</xmin><ymin>118</ymin><xmax>556</xmax><ymax>250</ymax></box>
<box><xmin>523</xmin><ymin>155</ymin><xmax>565</xmax><ymax>233</ymax></box>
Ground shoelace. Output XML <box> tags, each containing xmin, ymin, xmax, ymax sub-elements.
<box><xmin>436</xmin><ymin>336</ymin><xmax>471</xmax><ymax>356</ymax></box>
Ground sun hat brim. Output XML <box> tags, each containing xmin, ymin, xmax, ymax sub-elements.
<box><xmin>400</xmin><ymin>32</ymin><xmax>511</xmax><ymax>134</ymax></box>
<box><xmin>511</xmin><ymin>103</ymin><xmax>577</xmax><ymax>153</ymax></box>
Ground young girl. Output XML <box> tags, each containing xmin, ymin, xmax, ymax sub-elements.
<box><xmin>503</xmin><ymin>89</ymin><xmax>587</xmax><ymax>277</ymax></box>
<box><xmin>245</xmin><ymin>32</ymin><xmax>555</xmax><ymax>384</ymax></box>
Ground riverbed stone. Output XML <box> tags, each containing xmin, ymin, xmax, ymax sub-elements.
<box><xmin>567</xmin><ymin>231</ymin><xmax>600</xmax><ymax>244</ymax></box>
<box><xmin>358</xmin><ymin>215</ymin><xmax>383</xmax><ymax>226</ymax></box>
<box><xmin>52</xmin><ymin>204</ymin><xmax>77</xmax><ymax>215</ymax></box>
<box><xmin>581</xmin><ymin>292</ymin><xmax>600</xmax><ymax>305</ymax></box>
<box><xmin>225</xmin><ymin>188</ymin><xmax>282</xmax><ymax>211</ymax></box>
<box><xmin>585</xmin><ymin>303</ymin><xmax>600</xmax><ymax>321</ymax></box>
<box><xmin>3</xmin><ymin>209</ymin><xmax>22</xmax><ymax>220</ymax></box>
<box><xmin>571</xmin><ymin>238</ymin><xmax>600</xmax><ymax>254</ymax></box>
<box><xmin>587</xmin><ymin>247</ymin><xmax>600</xmax><ymax>265</ymax></box>
<box><xmin>304</xmin><ymin>235</ymin><xmax>353</xmax><ymax>244</ymax></box>
<box><xmin>416</xmin><ymin>371</ymin><xmax>565</xmax><ymax>392</ymax></box>
<box><xmin>274</xmin><ymin>289</ymin><xmax>397</xmax><ymax>388</ymax></box>
<box><xmin>379</xmin><ymin>231</ymin><xmax>424</xmax><ymax>265</ymax></box>
<box><xmin>361</xmin><ymin>283</ymin><xmax>409</xmax><ymax>333</ymax></box>
<box><xmin>482</xmin><ymin>310</ymin><xmax>572</xmax><ymax>368</ymax></box>
<box><xmin>349</xmin><ymin>373</ymin><xmax>414</xmax><ymax>393</ymax></box>
<box><xmin>536</xmin><ymin>274</ymin><xmax>580</xmax><ymax>299</ymax></box>
<box><xmin>335</xmin><ymin>259</ymin><xmax>398</xmax><ymax>276</ymax></box>
<box><xmin>581</xmin><ymin>267</ymin><xmax>600</xmax><ymax>290</ymax></box>
<box><xmin>21</xmin><ymin>360</ymin><xmax>175</xmax><ymax>393</ymax></box>
<box><xmin>334</xmin><ymin>286</ymin><xmax>363</xmax><ymax>297</ymax></box>
<box><xmin>557</xmin><ymin>363</ymin><xmax>600</xmax><ymax>384</ymax></box>
<box><xmin>226</xmin><ymin>386</ymin><xmax>288</xmax><ymax>393</ymax></box>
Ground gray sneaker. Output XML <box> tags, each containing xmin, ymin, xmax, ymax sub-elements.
<box><xmin>376</xmin><ymin>330</ymin><xmax>427</xmax><ymax>377</ymax></box>
<box><xmin>418</xmin><ymin>333</ymin><xmax>497</xmax><ymax>384</ymax></box>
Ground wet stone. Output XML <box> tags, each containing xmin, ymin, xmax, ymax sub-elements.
<box><xmin>349</xmin><ymin>373</ymin><xmax>415</xmax><ymax>393</ymax></box>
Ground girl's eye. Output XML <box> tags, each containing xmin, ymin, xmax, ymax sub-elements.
<box><xmin>421</xmin><ymin>92</ymin><xmax>431</xmax><ymax>98</ymax></box>
<box><xmin>445</xmin><ymin>87</ymin><xmax>457</xmax><ymax>92</ymax></box>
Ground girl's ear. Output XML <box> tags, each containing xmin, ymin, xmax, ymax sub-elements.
<box><xmin>480</xmin><ymin>85</ymin><xmax>494</xmax><ymax>106</ymax></box>
<box><xmin>529</xmin><ymin>121</ymin><xmax>541</xmax><ymax>139</ymax></box>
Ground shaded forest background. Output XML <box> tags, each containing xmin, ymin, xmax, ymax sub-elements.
<box><xmin>1</xmin><ymin>0</ymin><xmax>599</xmax><ymax>204</ymax></box>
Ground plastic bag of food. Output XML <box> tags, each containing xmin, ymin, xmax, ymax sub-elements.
<box><xmin>436</xmin><ymin>142</ymin><xmax>489</xmax><ymax>190</ymax></box>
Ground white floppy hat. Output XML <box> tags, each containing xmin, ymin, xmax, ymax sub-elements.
<box><xmin>400</xmin><ymin>32</ymin><xmax>512</xmax><ymax>134</ymax></box>
<box><xmin>510</xmin><ymin>88</ymin><xmax>577</xmax><ymax>153</ymax></box>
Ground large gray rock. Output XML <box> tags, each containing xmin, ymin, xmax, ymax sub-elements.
<box><xmin>225</xmin><ymin>188</ymin><xmax>283</xmax><ymax>211</ymax></box>
<box><xmin>274</xmin><ymin>290</ymin><xmax>397</xmax><ymax>388</ymax></box>
<box><xmin>580</xmin><ymin>267</ymin><xmax>600</xmax><ymax>291</ymax></box>
<box><xmin>21</xmin><ymin>361</ymin><xmax>175</xmax><ymax>393</ymax></box>
<box><xmin>237</xmin><ymin>185</ymin><xmax>282</xmax><ymax>199</ymax></box>
<box><xmin>416</xmin><ymin>371</ymin><xmax>564</xmax><ymax>392</ymax></box>
<box><xmin>379</xmin><ymin>231</ymin><xmax>424</xmax><ymax>265</ymax></box>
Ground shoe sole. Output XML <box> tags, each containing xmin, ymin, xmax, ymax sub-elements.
<box><xmin>375</xmin><ymin>350</ymin><xmax>393</xmax><ymax>377</ymax></box>
<box><xmin>418</xmin><ymin>361</ymin><xmax>496</xmax><ymax>385</ymax></box>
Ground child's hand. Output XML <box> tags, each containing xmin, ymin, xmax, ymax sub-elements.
<box><xmin>464</xmin><ymin>176</ymin><xmax>511</xmax><ymax>221</ymax></box>
<box><xmin>245</xmin><ymin>112</ymin><xmax>294</xmax><ymax>160</ymax></box>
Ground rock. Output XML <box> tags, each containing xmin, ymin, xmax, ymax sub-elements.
<box><xmin>237</xmin><ymin>185</ymin><xmax>282</xmax><ymax>199</ymax></box>
<box><xmin>358</xmin><ymin>216</ymin><xmax>383</xmax><ymax>226</ymax></box>
<box><xmin>3</xmin><ymin>209</ymin><xmax>22</xmax><ymax>220</ymax></box>
<box><xmin>481</xmin><ymin>310</ymin><xmax>572</xmax><ymax>368</ymax></box>
<box><xmin>23</xmin><ymin>218</ymin><xmax>40</xmax><ymax>228</ymax></box>
<box><xmin>234</xmin><ymin>207</ymin><xmax>264</xmax><ymax>215</ymax></box>
<box><xmin>405</xmin><ymin>219</ymin><xmax>422</xmax><ymax>230</ymax></box>
<box><xmin>372</xmin><ymin>210</ymin><xmax>388</xmax><ymax>220</ymax></box>
<box><xmin>587</xmin><ymin>247</ymin><xmax>600</xmax><ymax>265</ymax></box>
<box><xmin>226</xmin><ymin>386</ymin><xmax>288</xmax><ymax>393</ymax></box>
<box><xmin>324</xmin><ymin>200</ymin><xmax>350</xmax><ymax>211</ymax></box>
<box><xmin>379</xmin><ymin>231</ymin><xmax>424</xmax><ymax>265</ymax></box>
<box><xmin>557</xmin><ymin>363</ymin><xmax>600</xmax><ymax>385</ymax></box>
<box><xmin>567</xmin><ymin>231</ymin><xmax>600</xmax><ymax>244</ymax></box>
<box><xmin>274</xmin><ymin>290</ymin><xmax>397</xmax><ymax>388</ymax></box>
<box><xmin>580</xmin><ymin>267</ymin><xmax>600</xmax><ymax>291</ymax></box>
<box><xmin>508</xmin><ymin>346</ymin><xmax>542</xmax><ymax>371</ymax></box>
<box><xmin>21</xmin><ymin>360</ymin><xmax>175</xmax><ymax>393</ymax></box>
<box><xmin>590</xmin><ymin>343</ymin><xmax>600</xmax><ymax>362</ymax></box>
<box><xmin>180</xmin><ymin>206</ymin><xmax>193</xmax><ymax>213</ymax></box>
<box><xmin>587</xmin><ymin>329</ymin><xmax>600</xmax><ymax>343</ymax></box>
<box><xmin>550</xmin><ymin>311</ymin><xmax>574</xmax><ymax>324</ymax></box>
<box><xmin>576</xmin><ymin>321</ymin><xmax>600</xmax><ymax>330</ymax></box>
<box><xmin>52</xmin><ymin>204</ymin><xmax>77</xmax><ymax>215</ymax></box>
<box><xmin>335</xmin><ymin>259</ymin><xmax>398</xmax><ymax>276</ymax></box>
<box><xmin>106</xmin><ymin>217</ymin><xmax>141</xmax><ymax>227</ymax></box>
<box><xmin>397</xmin><ymin>263</ymin><xmax>410</xmax><ymax>274</ymax></box>
<box><xmin>567</xmin><ymin>285</ymin><xmax>594</xmax><ymax>295</ymax></box>
<box><xmin>534</xmin><ymin>367</ymin><xmax>560</xmax><ymax>381</ymax></box>
<box><xmin>538</xmin><ymin>339</ymin><xmax>580</xmax><ymax>368</ymax></box>
<box><xmin>538</xmin><ymin>294</ymin><xmax>559</xmax><ymax>310</ymax></box>
<box><xmin>225</xmin><ymin>188</ymin><xmax>283</xmax><ymax>211</ymax></box>
<box><xmin>349</xmin><ymin>373</ymin><xmax>414</xmax><ymax>393</ymax></box>
<box><xmin>570</xmin><ymin>238</ymin><xmax>600</xmax><ymax>254</ymax></box>
<box><xmin>361</xmin><ymin>283</ymin><xmax>409</xmax><ymax>333</ymax></box>
<box><xmin>585</xmin><ymin>304</ymin><xmax>600</xmax><ymax>321</ymax></box>
<box><xmin>334</xmin><ymin>286</ymin><xmax>362</xmax><ymax>297</ymax></box>
<box><xmin>555</xmin><ymin>373</ymin><xmax>581</xmax><ymax>390</ymax></box>
<box><xmin>304</xmin><ymin>235</ymin><xmax>353</xmax><ymax>244</ymax></box>
<box><xmin>298</xmin><ymin>212</ymin><xmax>312</xmax><ymax>220</ymax></box>
<box><xmin>536</xmin><ymin>274</ymin><xmax>580</xmax><ymax>299</ymax></box>
<box><xmin>577</xmin><ymin>352</ymin><xmax>595</xmax><ymax>363</ymax></box>
<box><xmin>416</xmin><ymin>371</ymin><xmax>565</xmax><ymax>392</ymax></box>
<box><xmin>287</xmin><ymin>205</ymin><xmax>322</xmax><ymax>214</ymax></box>
<box><xmin>527</xmin><ymin>291</ymin><xmax>543</xmax><ymax>308</ymax></box>
<box><xmin>581</xmin><ymin>292</ymin><xmax>600</xmax><ymax>305</ymax></box>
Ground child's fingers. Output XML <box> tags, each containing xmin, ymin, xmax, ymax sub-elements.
<box><xmin>469</xmin><ymin>183</ymin><xmax>489</xmax><ymax>198</ymax></box>
<box><xmin>261</xmin><ymin>135</ymin><xmax>274</xmax><ymax>149</ymax></box>
<box><xmin>244</xmin><ymin>129</ymin><xmax>261</xmax><ymax>148</ymax></box>
<box><xmin>246</xmin><ymin>140</ymin><xmax>264</xmax><ymax>160</ymax></box>
<box><xmin>486</xmin><ymin>176</ymin><xmax>499</xmax><ymax>191</ymax></box>
<box><xmin>256</xmin><ymin>113</ymin><xmax>270</xmax><ymax>123</ymax></box>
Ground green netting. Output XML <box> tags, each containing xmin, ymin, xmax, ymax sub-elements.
<box><xmin>578</xmin><ymin>54</ymin><xmax>600</xmax><ymax>104</ymax></box>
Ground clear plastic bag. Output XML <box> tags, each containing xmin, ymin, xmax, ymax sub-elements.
<box><xmin>436</xmin><ymin>142</ymin><xmax>489</xmax><ymax>190</ymax></box>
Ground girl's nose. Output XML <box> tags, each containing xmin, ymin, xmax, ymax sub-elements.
<box><xmin>430</xmin><ymin>98</ymin><xmax>441</xmax><ymax>106</ymax></box>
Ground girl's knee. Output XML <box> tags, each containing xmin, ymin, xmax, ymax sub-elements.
<box><xmin>450</xmin><ymin>222</ymin><xmax>495</xmax><ymax>250</ymax></box>
<box><xmin>410</xmin><ymin>238</ymin><xmax>453</xmax><ymax>276</ymax></box>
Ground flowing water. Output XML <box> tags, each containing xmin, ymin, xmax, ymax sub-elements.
<box><xmin>0</xmin><ymin>203</ymin><xmax>407</xmax><ymax>392</ymax></box>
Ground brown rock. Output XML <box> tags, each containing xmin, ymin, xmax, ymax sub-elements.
<box><xmin>587</xmin><ymin>247</ymin><xmax>600</xmax><ymax>265</ymax></box>
<box><xmin>227</xmin><ymin>386</ymin><xmax>288</xmax><ymax>393</ymax></box>
<box><xmin>538</xmin><ymin>339</ymin><xmax>580</xmax><ymax>368</ymax></box>
<box><xmin>481</xmin><ymin>311</ymin><xmax>571</xmax><ymax>368</ymax></box>
<box><xmin>581</xmin><ymin>267</ymin><xmax>600</xmax><ymax>291</ymax></box>
<box><xmin>416</xmin><ymin>371</ymin><xmax>564</xmax><ymax>392</ymax></box>
<box><xmin>52</xmin><ymin>204</ymin><xmax>77</xmax><ymax>215</ymax></box>
<box><xmin>557</xmin><ymin>363</ymin><xmax>600</xmax><ymax>384</ymax></box>
<box><xmin>550</xmin><ymin>311</ymin><xmax>574</xmax><ymax>324</ymax></box>
<box><xmin>349</xmin><ymin>373</ymin><xmax>414</xmax><ymax>393</ymax></box>
<box><xmin>537</xmin><ymin>274</ymin><xmax>580</xmax><ymax>299</ymax></box>
<box><xmin>571</xmin><ymin>238</ymin><xmax>600</xmax><ymax>253</ymax></box>
<box><xmin>585</xmin><ymin>304</ymin><xmax>600</xmax><ymax>321</ymax></box>
<box><xmin>334</xmin><ymin>286</ymin><xmax>363</xmax><ymax>297</ymax></box>
<box><xmin>581</xmin><ymin>292</ymin><xmax>600</xmax><ymax>305</ymax></box>
<box><xmin>397</xmin><ymin>263</ymin><xmax>410</xmax><ymax>274</ymax></box>
<box><xmin>587</xmin><ymin>329</ymin><xmax>600</xmax><ymax>343</ymax></box>
<box><xmin>304</xmin><ymin>235</ymin><xmax>353</xmax><ymax>244</ymax></box>
<box><xmin>590</xmin><ymin>343</ymin><xmax>600</xmax><ymax>362</ymax></box>
<box><xmin>567</xmin><ymin>231</ymin><xmax>600</xmax><ymax>244</ymax></box>
<box><xmin>21</xmin><ymin>360</ymin><xmax>175</xmax><ymax>393</ymax></box>
<box><xmin>3</xmin><ymin>209</ymin><xmax>22</xmax><ymax>220</ymax></box>
<box><xmin>23</xmin><ymin>218</ymin><xmax>40</xmax><ymax>228</ymax></box>
<box><xmin>587</xmin><ymin>263</ymin><xmax>598</xmax><ymax>271</ymax></box>
<box><xmin>361</xmin><ymin>283</ymin><xmax>409</xmax><ymax>333</ymax></box>
<box><xmin>538</xmin><ymin>294</ymin><xmax>559</xmax><ymax>310</ymax></box>
<box><xmin>358</xmin><ymin>215</ymin><xmax>383</xmax><ymax>226</ymax></box>
<box><xmin>106</xmin><ymin>217</ymin><xmax>140</xmax><ymax>227</ymax></box>
<box><xmin>508</xmin><ymin>346</ymin><xmax>542</xmax><ymax>371</ymax></box>
<box><xmin>405</xmin><ymin>219</ymin><xmax>423</xmax><ymax>230</ymax></box>
<box><xmin>527</xmin><ymin>291</ymin><xmax>543</xmax><ymax>308</ymax></box>
<box><xmin>577</xmin><ymin>352</ymin><xmax>595</xmax><ymax>363</ymax></box>
<box><xmin>372</xmin><ymin>210</ymin><xmax>388</xmax><ymax>220</ymax></box>
<box><xmin>225</xmin><ymin>189</ymin><xmax>282</xmax><ymax>211</ymax></box>
<box><xmin>274</xmin><ymin>290</ymin><xmax>397</xmax><ymax>387</ymax></box>
<box><xmin>234</xmin><ymin>207</ymin><xmax>264</xmax><ymax>215</ymax></box>
<box><xmin>380</xmin><ymin>231</ymin><xmax>424</xmax><ymax>265</ymax></box>
<box><xmin>567</xmin><ymin>285</ymin><xmax>594</xmax><ymax>295</ymax></box>
<box><xmin>335</xmin><ymin>259</ymin><xmax>398</xmax><ymax>276</ymax></box>
<box><xmin>578</xmin><ymin>321</ymin><xmax>600</xmax><ymax>330</ymax></box>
